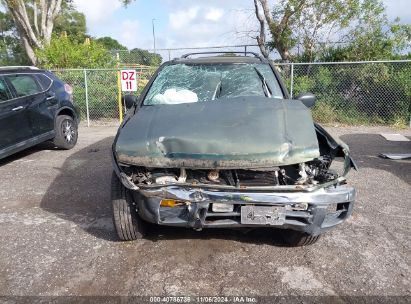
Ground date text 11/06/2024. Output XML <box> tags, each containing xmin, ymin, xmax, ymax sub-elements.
<box><xmin>149</xmin><ymin>296</ymin><xmax>258</xmax><ymax>303</ymax></box>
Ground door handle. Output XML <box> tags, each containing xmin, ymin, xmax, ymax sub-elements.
<box><xmin>46</xmin><ymin>92</ymin><xmax>56</xmax><ymax>101</ymax></box>
<box><xmin>12</xmin><ymin>106</ymin><xmax>24</xmax><ymax>111</ymax></box>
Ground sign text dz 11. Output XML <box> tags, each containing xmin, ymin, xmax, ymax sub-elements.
<box><xmin>121</xmin><ymin>70</ymin><xmax>138</xmax><ymax>91</ymax></box>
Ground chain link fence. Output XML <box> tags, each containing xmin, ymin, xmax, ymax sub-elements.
<box><xmin>52</xmin><ymin>67</ymin><xmax>156</xmax><ymax>126</ymax></box>
<box><xmin>276</xmin><ymin>60</ymin><xmax>411</xmax><ymax>127</ymax></box>
<box><xmin>52</xmin><ymin>60</ymin><xmax>411</xmax><ymax>127</ymax></box>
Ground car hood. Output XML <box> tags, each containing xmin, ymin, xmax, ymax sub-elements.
<box><xmin>114</xmin><ymin>97</ymin><xmax>320</xmax><ymax>169</ymax></box>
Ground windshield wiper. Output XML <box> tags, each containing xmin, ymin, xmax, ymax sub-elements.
<box><xmin>254</xmin><ymin>67</ymin><xmax>272</xmax><ymax>98</ymax></box>
<box><xmin>212</xmin><ymin>80</ymin><xmax>222</xmax><ymax>100</ymax></box>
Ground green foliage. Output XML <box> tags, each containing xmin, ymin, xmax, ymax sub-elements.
<box><xmin>54</xmin><ymin>1</ymin><xmax>87</xmax><ymax>41</ymax></box>
<box><xmin>267</xmin><ymin>0</ymin><xmax>411</xmax><ymax>62</ymax></box>
<box><xmin>95</xmin><ymin>37</ymin><xmax>127</xmax><ymax>50</ymax></box>
<box><xmin>35</xmin><ymin>36</ymin><xmax>115</xmax><ymax>69</ymax></box>
<box><xmin>318</xmin><ymin>1</ymin><xmax>411</xmax><ymax>61</ymax></box>
<box><xmin>53</xmin><ymin>68</ymin><xmax>156</xmax><ymax>121</ymax></box>
<box><xmin>120</xmin><ymin>48</ymin><xmax>162</xmax><ymax>66</ymax></box>
<box><xmin>0</xmin><ymin>11</ymin><xmax>30</xmax><ymax>65</ymax></box>
<box><xmin>290</xmin><ymin>63</ymin><xmax>411</xmax><ymax>127</ymax></box>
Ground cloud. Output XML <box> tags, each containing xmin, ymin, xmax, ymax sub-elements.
<box><xmin>164</xmin><ymin>4</ymin><xmax>255</xmax><ymax>48</ymax></box>
<box><xmin>169</xmin><ymin>7</ymin><xmax>199</xmax><ymax>30</ymax></box>
<box><xmin>118</xmin><ymin>20</ymin><xmax>140</xmax><ymax>49</ymax></box>
<box><xmin>205</xmin><ymin>8</ymin><xmax>224</xmax><ymax>21</ymax></box>
<box><xmin>384</xmin><ymin>0</ymin><xmax>411</xmax><ymax>23</ymax></box>
<box><xmin>73</xmin><ymin>0</ymin><xmax>122</xmax><ymax>24</ymax></box>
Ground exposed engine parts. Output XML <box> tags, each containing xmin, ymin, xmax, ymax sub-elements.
<box><xmin>121</xmin><ymin>156</ymin><xmax>340</xmax><ymax>187</ymax></box>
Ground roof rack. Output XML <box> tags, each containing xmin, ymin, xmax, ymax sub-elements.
<box><xmin>181</xmin><ymin>51</ymin><xmax>263</xmax><ymax>60</ymax></box>
<box><xmin>0</xmin><ymin>66</ymin><xmax>39</xmax><ymax>70</ymax></box>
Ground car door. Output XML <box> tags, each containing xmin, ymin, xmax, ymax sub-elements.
<box><xmin>0</xmin><ymin>75</ymin><xmax>32</xmax><ymax>151</ymax></box>
<box><xmin>28</xmin><ymin>73</ymin><xmax>56</xmax><ymax>136</ymax></box>
<box><xmin>6</xmin><ymin>73</ymin><xmax>53</xmax><ymax>138</ymax></box>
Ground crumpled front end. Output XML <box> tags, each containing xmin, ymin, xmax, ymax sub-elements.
<box><xmin>112</xmin><ymin>98</ymin><xmax>357</xmax><ymax>234</ymax></box>
<box><xmin>111</xmin><ymin>122</ymin><xmax>357</xmax><ymax>234</ymax></box>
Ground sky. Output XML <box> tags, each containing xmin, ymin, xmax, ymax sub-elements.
<box><xmin>73</xmin><ymin>0</ymin><xmax>411</xmax><ymax>58</ymax></box>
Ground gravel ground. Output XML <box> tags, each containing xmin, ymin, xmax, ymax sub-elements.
<box><xmin>0</xmin><ymin>125</ymin><xmax>410</xmax><ymax>300</ymax></box>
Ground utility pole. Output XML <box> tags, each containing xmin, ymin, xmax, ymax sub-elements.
<box><xmin>152</xmin><ymin>18</ymin><xmax>156</xmax><ymax>55</ymax></box>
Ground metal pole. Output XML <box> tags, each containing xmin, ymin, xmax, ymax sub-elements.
<box><xmin>83</xmin><ymin>69</ymin><xmax>90</xmax><ymax>127</ymax></box>
<box><xmin>117</xmin><ymin>71</ymin><xmax>123</xmax><ymax>124</ymax></box>
<box><xmin>290</xmin><ymin>63</ymin><xmax>294</xmax><ymax>99</ymax></box>
<box><xmin>244</xmin><ymin>45</ymin><xmax>247</xmax><ymax>56</ymax></box>
<box><xmin>168</xmin><ymin>50</ymin><xmax>171</xmax><ymax>61</ymax></box>
<box><xmin>152</xmin><ymin>19</ymin><xmax>156</xmax><ymax>55</ymax></box>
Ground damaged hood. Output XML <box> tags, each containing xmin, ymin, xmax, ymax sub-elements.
<box><xmin>115</xmin><ymin>97</ymin><xmax>320</xmax><ymax>169</ymax></box>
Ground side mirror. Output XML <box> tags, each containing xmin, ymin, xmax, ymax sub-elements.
<box><xmin>123</xmin><ymin>95</ymin><xmax>137</xmax><ymax>110</ymax></box>
<box><xmin>295</xmin><ymin>93</ymin><xmax>316</xmax><ymax>108</ymax></box>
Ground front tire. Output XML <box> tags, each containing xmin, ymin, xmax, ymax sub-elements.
<box><xmin>111</xmin><ymin>172</ymin><xmax>145</xmax><ymax>241</ymax></box>
<box><xmin>53</xmin><ymin>115</ymin><xmax>78</xmax><ymax>149</ymax></box>
<box><xmin>283</xmin><ymin>230</ymin><xmax>321</xmax><ymax>246</ymax></box>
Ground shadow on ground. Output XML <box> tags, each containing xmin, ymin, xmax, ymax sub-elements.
<box><xmin>18</xmin><ymin>132</ymin><xmax>411</xmax><ymax>244</ymax></box>
<box><xmin>40</xmin><ymin>137</ymin><xmax>117</xmax><ymax>241</ymax></box>
<box><xmin>39</xmin><ymin>136</ymin><xmax>289</xmax><ymax>245</ymax></box>
<box><xmin>340</xmin><ymin>133</ymin><xmax>411</xmax><ymax>185</ymax></box>
<box><xmin>0</xmin><ymin>141</ymin><xmax>56</xmax><ymax>166</ymax></box>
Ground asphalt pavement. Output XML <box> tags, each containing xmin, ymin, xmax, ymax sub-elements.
<box><xmin>0</xmin><ymin>125</ymin><xmax>410</xmax><ymax>299</ymax></box>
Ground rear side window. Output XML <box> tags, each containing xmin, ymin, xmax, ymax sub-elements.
<box><xmin>6</xmin><ymin>74</ymin><xmax>41</xmax><ymax>97</ymax></box>
<box><xmin>0</xmin><ymin>77</ymin><xmax>13</xmax><ymax>102</ymax></box>
<box><xmin>36</xmin><ymin>74</ymin><xmax>53</xmax><ymax>90</ymax></box>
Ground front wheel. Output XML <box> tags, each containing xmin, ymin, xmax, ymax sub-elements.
<box><xmin>283</xmin><ymin>230</ymin><xmax>321</xmax><ymax>246</ymax></box>
<box><xmin>111</xmin><ymin>172</ymin><xmax>146</xmax><ymax>241</ymax></box>
<box><xmin>53</xmin><ymin>115</ymin><xmax>78</xmax><ymax>149</ymax></box>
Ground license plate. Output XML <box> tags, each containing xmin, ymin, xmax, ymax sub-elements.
<box><xmin>241</xmin><ymin>205</ymin><xmax>286</xmax><ymax>225</ymax></box>
<box><xmin>212</xmin><ymin>203</ymin><xmax>234</xmax><ymax>213</ymax></box>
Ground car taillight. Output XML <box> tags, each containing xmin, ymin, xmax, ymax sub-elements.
<box><xmin>64</xmin><ymin>83</ymin><xmax>73</xmax><ymax>102</ymax></box>
<box><xmin>64</xmin><ymin>83</ymin><xmax>73</xmax><ymax>94</ymax></box>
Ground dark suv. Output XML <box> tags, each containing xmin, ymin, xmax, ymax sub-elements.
<box><xmin>0</xmin><ymin>67</ymin><xmax>79</xmax><ymax>160</ymax></box>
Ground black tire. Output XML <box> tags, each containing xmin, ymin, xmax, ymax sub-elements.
<box><xmin>111</xmin><ymin>172</ymin><xmax>145</xmax><ymax>241</ymax></box>
<box><xmin>53</xmin><ymin>115</ymin><xmax>78</xmax><ymax>149</ymax></box>
<box><xmin>283</xmin><ymin>230</ymin><xmax>321</xmax><ymax>246</ymax></box>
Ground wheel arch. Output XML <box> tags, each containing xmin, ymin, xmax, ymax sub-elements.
<box><xmin>55</xmin><ymin>107</ymin><xmax>78</xmax><ymax>125</ymax></box>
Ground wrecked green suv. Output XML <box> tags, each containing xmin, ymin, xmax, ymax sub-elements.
<box><xmin>111</xmin><ymin>52</ymin><xmax>357</xmax><ymax>246</ymax></box>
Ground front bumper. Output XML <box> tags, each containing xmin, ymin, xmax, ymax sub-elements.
<box><xmin>130</xmin><ymin>184</ymin><xmax>355</xmax><ymax>236</ymax></box>
<box><xmin>111</xmin><ymin>149</ymin><xmax>355</xmax><ymax>236</ymax></box>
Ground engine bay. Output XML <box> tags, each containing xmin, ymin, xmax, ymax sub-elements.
<box><xmin>120</xmin><ymin>154</ymin><xmax>341</xmax><ymax>188</ymax></box>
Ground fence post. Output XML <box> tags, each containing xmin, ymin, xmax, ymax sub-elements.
<box><xmin>83</xmin><ymin>69</ymin><xmax>90</xmax><ymax>127</ymax></box>
<box><xmin>117</xmin><ymin>70</ymin><xmax>123</xmax><ymax>124</ymax></box>
<box><xmin>290</xmin><ymin>63</ymin><xmax>294</xmax><ymax>98</ymax></box>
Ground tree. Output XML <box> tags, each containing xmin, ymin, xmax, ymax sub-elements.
<box><xmin>253</xmin><ymin>0</ymin><xmax>410</xmax><ymax>62</ymax></box>
<box><xmin>54</xmin><ymin>2</ymin><xmax>87</xmax><ymax>40</ymax></box>
<box><xmin>35</xmin><ymin>35</ymin><xmax>115</xmax><ymax>69</ymax></box>
<box><xmin>95</xmin><ymin>37</ymin><xmax>127</xmax><ymax>50</ymax></box>
<box><xmin>121</xmin><ymin>48</ymin><xmax>162</xmax><ymax>66</ymax></box>
<box><xmin>2</xmin><ymin>0</ymin><xmax>130</xmax><ymax>65</ymax></box>
<box><xmin>0</xmin><ymin>1</ymin><xmax>86</xmax><ymax>65</ymax></box>
<box><xmin>321</xmin><ymin>4</ymin><xmax>411</xmax><ymax>61</ymax></box>
<box><xmin>3</xmin><ymin>0</ymin><xmax>64</xmax><ymax>64</ymax></box>
<box><xmin>0</xmin><ymin>10</ymin><xmax>30</xmax><ymax>65</ymax></box>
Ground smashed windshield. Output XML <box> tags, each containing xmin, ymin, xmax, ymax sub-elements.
<box><xmin>144</xmin><ymin>63</ymin><xmax>284</xmax><ymax>105</ymax></box>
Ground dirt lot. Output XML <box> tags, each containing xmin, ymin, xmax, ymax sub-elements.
<box><xmin>0</xmin><ymin>125</ymin><xmax>410</xmax><ymax>299</ymax></box>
